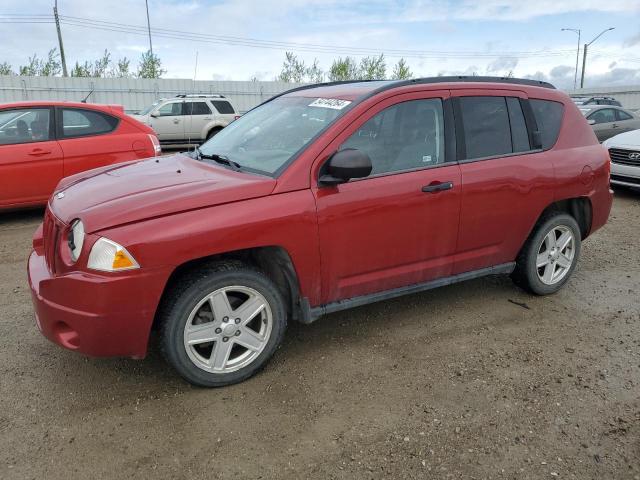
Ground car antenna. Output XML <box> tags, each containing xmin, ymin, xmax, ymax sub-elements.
<box><xmin>81</xmin><ymin>88</ymin><xmax>94</xmax><ymax>103</ymax></box>
<box><xmin>187</xmin><ymin>51</ymin><xmax>198</xmax><ymax>153</ymax></box>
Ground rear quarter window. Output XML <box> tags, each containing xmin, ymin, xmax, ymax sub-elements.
<box><xmin>61</xmin><ymin>108</ymin><xmax>119</xmax><ymax>138</ymax></box>
<box><xmin>529</xmin><ymin>99</ymin><xmax>564</xmax><ymax>150</ymax></box>
<box><xmin>212</xmin><ymin>101</ymin><xmax>235</xmax><ymax>114</ymax></box>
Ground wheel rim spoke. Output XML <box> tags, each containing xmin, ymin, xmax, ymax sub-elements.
<box><xmin>557</xmin><ymin>231</ymin><xmax>572</xmax><ymax>251</ymax></box>
<box><xmin>209</xmin><ymin>340</ymin><xmax>232</xmax><ymax>371</ymax></box>
<box><xmin>233</xmin><ymin>294</ymin><xmax>265</xmax><ymax>325</ymax></box>
<box><xmin>543</xmin><ymin>262</ymin><xmax>555</xmax><ymax>283</ymax></box>
<box><xmin>536</xmin><ymin>252</ymin><xmax>549</xmax><ymax>268</ymax></box>
<box><xmin>556</xmin><ymin>253</ymin><xmax>572</xmax><ymax>269</ymax></box>
<box><xmin>209</xmin><ymin>290</ymin><xmax>232</xmax><ymax>321</ymax></box>
<box><xmin>185</xmin><ymin>323</ymin><xmax>217</xmax><ymax>345</ymax></box>
<box><xmin>234</xmin><ymin>329</ymin><xmax>264</xmax><ymax>352</ymax></box>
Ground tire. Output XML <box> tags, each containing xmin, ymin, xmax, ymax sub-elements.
<box><xmin>205</xmin><ymin>128</ymin><xmax>221</xmax><ymax>141</ymax></box>
<box><xmin>158</xmin><ymin>261</ymin><xmax>287</xmax><ymax>387</ymax></box>
<box><xmin>511</xmin><ymin>213</ymin><xmax>582</xmax><ymax>295</ymax></box>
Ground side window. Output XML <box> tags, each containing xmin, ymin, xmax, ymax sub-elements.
<box><xmin>459</xmin><ymin>96</ymin><xmax>512</xmax><ymax>159</ymax></box>
<box><xmin>0</xmin><ymin>108</ymin><xmax>51</xmax><ymax>145</ymax></box>
<box><xmin>506</xmin><ymin>97</ymin><xmax>530</xmax><ymax>152</ymax></box>
<box><xmin>184</xmin><ymin>102</ymin><xmax>212</xmax><ymax>115</ymax></box>
<box><xmin>61</xmin><ymin>109</ymin><xmax>119</xmax><ymax>138</ymax></box>
<box><xmin>530</xmin><ymin>99</ymin><xmax>564</xmax><ymax>150</ymax></box>
<box><xmin>588</xmin><ymin>108</ymin><xmax>616</xmax><ymax>125</ymax></box>
<box><xmin>212</xmin><ymin>100</ymin><xmax>235</xmax><ymax>114</ymax></box>
<box><xmin>616</xmin><ymin>110</ymin><xmax>633</xmax><ymax>121</ymax></box>
<box><xmin>341</xmin><ymin>98</ymin><xmax>445</xmax><ymax>176</ymax></box>
<box><xmin>157</xmin><ymin>102</ymin><xmax>183</xmax><ymax>116</ymax></box>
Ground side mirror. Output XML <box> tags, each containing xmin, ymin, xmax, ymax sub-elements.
<box><xmin>150</xmin><ymin>111</ymin><xmax>159</xmax><ymax>118</ymax></box>
<box><xmin>319</xmin><ymin>149</ymin><xmax>372</xmax><ymax>186</ymax></box>
<box><xmin>588</xmin><ymin>119</ymin><xmax>596</xmax><ymax>125</ymax></box>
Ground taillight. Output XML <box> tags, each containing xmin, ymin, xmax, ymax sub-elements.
<box><xmin>148</xmin><ymin>134</ymin><xmax>161</xmax><ymax>156</ymax></box>
<box><xmin>234</xmin><ymin>115</ymin><xmax>241</xmax><ymax>121</ymax></box>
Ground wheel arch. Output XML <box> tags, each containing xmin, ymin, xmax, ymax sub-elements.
<box><xmin>152</xmin><ymin>245</ymin><xmax>303</xmax><ymax>331</ymax></box>
<box><xmin>205</xmin><ymin>124</ymin><xmax>224</xmax><ymax>139</ymax></box>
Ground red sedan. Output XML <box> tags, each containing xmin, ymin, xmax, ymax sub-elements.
<box><xmin>0</xmin><ymin>101</ymin><xmax>160</xmax><ymax>210</ymax></box>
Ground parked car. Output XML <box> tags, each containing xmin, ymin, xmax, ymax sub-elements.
<box><xmin>579</xmin><ymin>105</ymin><xmax>640</xmax><ymax>142</ymax></box>
<box><xmin>0</xmin><ymin>101</ymin><xmax>160</xmax><ymax>211</ymax></box>
<box><xmin>603</xmin><ymin>128</ymin><xmax>640</xmax><ymax>189</ymax></box>
<box><xmin>130</xmin><ymin>94</ymin><xmax>238</xmax><ymax>145</ymax></box>
<box><xmin>571</xmin><ymin>95</ymin><xmax>622</xmax><ymax>107</ymax></box>
<box><xmin>29</xmin><ymin>77</ymin><xmax>612</xmax><ymax>387</ymax></box>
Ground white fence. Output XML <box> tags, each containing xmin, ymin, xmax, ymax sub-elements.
<box><xmin>2</xmin><ymin>75</ymin><xmax>640</xmax><ymax>112</ymax></box>
<box><xmin>0</xmin><ymin>75</ymin><xmax>305</xmax><ymax>114</ymax></box>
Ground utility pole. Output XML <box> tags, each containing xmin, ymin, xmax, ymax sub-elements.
<box><xmin>145</xmin><ymin>0</ymin><xmax>153</xmax><ymax>55</ymax></box>
<box><xmin>580</xmin><ymin>27</ymin><xmax>615</xmax><ymax>89</ymax></box>
<box><xmin>561</xmin><ymin>28</ymin><xmax>580</xmax><ymax>90</ymax></box>
<box><xmin>53</xmin><ymin>0</ymin><xmax>68</xmax><ymax>76</ymax></box>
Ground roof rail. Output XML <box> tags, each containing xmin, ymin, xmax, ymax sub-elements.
<box><xmin>174</xmin><ymin>94</ymin><xmax>226</xmax><ymax>99</ymax></box>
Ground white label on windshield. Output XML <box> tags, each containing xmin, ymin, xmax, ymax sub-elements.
<box><xmin>308</xmin><ymin>98</ymin><xmax>352</xmax><ymax>110</ymax></box>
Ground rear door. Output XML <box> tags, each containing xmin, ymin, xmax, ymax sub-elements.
<box><xmin>451</xmin><ymin>91</ymin><xmax>556</xmax><ymax>274</ymax></box>
<box><xmin>183</xmin><ymin>101</ymin><xmax>213</xmax><ymax>140</ymax></box>
<box><xmin>56</xmin><ymin>107</ymin><xmax>125</xmax><ymax>176</ymax></box>
<box><xmin>614</xmin><ymin>109</ymin><xmax>640</xmax><ymax>135</ymax></box>
<box><xmin>0</xmin><ymin>106</ymin><xmax>63</xmax><ymax>208</ymax></box>
<box><xmin>149</xmin><ymin>100</ymin><xmax>185</xmax><ymax>141</ymax></box>
<box><xmin>313</xmin><ymin>91</ymin><xmax>462</xmax><ymax>303</ymax></box>
<box><xmin>211</xmin><ymin>100</ymin><xmax>236</xmax><ymax>126</ymax></box>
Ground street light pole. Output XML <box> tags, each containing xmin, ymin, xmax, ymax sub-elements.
<box><xmin>561</xmin><ymin>28</ymin><xmax>580</xmax><ymax>90</ymax></box>
<box><xmin>53</xmin><ymin>0</ymin><xmax>68</xmax><ymax>77</ymax></box>
<box><xmin>145</xmin><ymin>0</ymin><xmax>153</xmax><ymax>55</ymax></box>
<box><xmin>580</xmin><ymin>27</ymin><xmax>615</xmax><ymax>89</ymax></box>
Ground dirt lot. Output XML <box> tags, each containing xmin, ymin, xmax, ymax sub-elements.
<box><xmin>0</xmin><ymin>191</ymin><xmax>638</xmax><ymax>480</ymax></box>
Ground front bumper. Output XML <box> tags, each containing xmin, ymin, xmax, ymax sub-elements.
<box><xmin>611</xmin><ymin>162</ymin><xmax>640</xmax><ymax>188</ymax></box>
<box><xmin>28</xmin><ymin>247</ymin><xmax>171</xmax><ymax>359</ymax></box>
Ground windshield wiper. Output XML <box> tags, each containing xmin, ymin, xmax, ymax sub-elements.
<box><xmin>193</xmin><ymin>146</ymin><xmax>242</xmax><ymax>171</ymax></box>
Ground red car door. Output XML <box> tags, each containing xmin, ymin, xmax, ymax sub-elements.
<box><xmin>312</xmin><ymin>91</ymin><xmax>462</xmax><ymax>304</ymax></box>
<box><xmin>0</xmin><ymin>106</ymin><xmax>63</xmax><ymax>209</ymax></box>
<box><xmin>451</xmin><ymin>90</ymin><xmax>556</xmax><ymax>274</ymax></box>
<box><xmin>56</xmin><ymin>107</ymin><xmax>132</xmax><ymax>176</ymax></box>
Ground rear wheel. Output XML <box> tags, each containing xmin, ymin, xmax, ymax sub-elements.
<box><xmin>206</xmin><ymin>127</ymin><xmax>222</xmax><ymax>141</ymax></box>
<box><xmin>511</xmin><ymin>213</ymin><xmax>581</xmax><ymax>295</ymax></box>
<box><xmin>159</xmin><ymin>262</ymin><xmax>287</xmax><ymax>387</ymax></box>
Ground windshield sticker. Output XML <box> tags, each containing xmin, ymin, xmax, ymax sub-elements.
<box><xmin>308</xmin><ymin>98</ymin><xmax>352</xmax><ymax>110</ymax></box>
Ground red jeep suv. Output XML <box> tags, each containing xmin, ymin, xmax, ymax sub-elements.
<box><xmin>28</xmin><ymin>77</ymin><xmax>612</xmax><ymax>387</ymax></box>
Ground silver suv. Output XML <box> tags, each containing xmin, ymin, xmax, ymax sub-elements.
<box><xmin>131</xmin><ymin>94</ymin><xmax>238</xmax><ymax>144</ymax></box>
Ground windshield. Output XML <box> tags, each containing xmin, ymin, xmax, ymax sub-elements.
<box><xmin>578</xmin><ymin>107</ymin><xmax>592</xmax><ymax>116</ymax></box>
<box><xmin>139</xmin><ymin>100</ymin><xmax>162</xmax><ymax>116</ymax></box>
<box><xmin>198</xmin><ymin>96</ymin><xmax>349</xmax><ymax>175</ymax></box>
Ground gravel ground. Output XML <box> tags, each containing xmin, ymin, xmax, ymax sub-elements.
<box><xmin>0</xmin><ymin>190</ymin><xmax>638</xmax><ymax>480</ymax></box>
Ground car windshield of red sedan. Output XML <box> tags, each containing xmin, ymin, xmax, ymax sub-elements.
<box><xmin>198</xmin><ymin>96</ymin><xmax>348</xmax><ymax>175</ymax></box>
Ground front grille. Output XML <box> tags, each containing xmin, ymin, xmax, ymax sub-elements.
<box><xmin>609</xmin><ymin>148</ymin><xmax>640</xmax><ymax>167</ymax></box>
<box><xmin>43</xmin><ymin>208</ymin><xmax>61</xmax><ymax>274</ymax></box>
<box><xmin>611</xmin><ymin>174</ymin><xmax>640</xmax><ymax>186</ymax></box>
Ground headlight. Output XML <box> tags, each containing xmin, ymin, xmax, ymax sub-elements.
<box><xmin>68</xmin><ymin>219</ymin><xmax>85</xmax><ymax>262</ymax></box>
<box><xmin>87</xmin><ymin>237</ymin><xmax>140</xmax><ymax>272</ymax></box>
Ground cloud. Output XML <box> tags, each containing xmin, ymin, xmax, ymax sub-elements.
<box><xmin>549</xmin><ymin>65</ymin><xmax>573</xmax><ymax>79</ymax></box>
<box><xmin>624</xmin><ymin>31</ymin><xmax>640</xmax><ymax>47</ymax></box>
<box><xmin>486</xmin><ymin>56</ymin><xmax>519</xmax><ymax>73</ymax></box>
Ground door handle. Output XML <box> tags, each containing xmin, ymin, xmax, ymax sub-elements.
<box><xmin>28</xmin><ymin>149</ymin><xmax>52</xmax><ymax>156</ymax></box>
<box><xmin>612</xmin><ymin>123</ymin><xmax>619</xmax><ymax>128</ymax></box>
<box><xmin>422</xmin><ymin>181</ymin><xmax>453</xmax><ymax>193</ymax></box>
<box><xmin>203</xmin><ymin>117</ymin><xmax>212</xmax><ymax>120</ymax></box>
<box><xmin>173</xmin><ymin>119</ymin><xmax>180</xmax><ymax>124</ymax></box>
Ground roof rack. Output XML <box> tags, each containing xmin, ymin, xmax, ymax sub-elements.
<box><xmin>174</xmin><ymin>94</ymin><xmax>225</xmax><ymax>99</ymax></box>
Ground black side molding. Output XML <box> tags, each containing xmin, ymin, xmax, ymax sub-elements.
<box><xmin>299</xmin><ymin>262</ymin><xmax>516</xmax><ymax>324</ymax></box>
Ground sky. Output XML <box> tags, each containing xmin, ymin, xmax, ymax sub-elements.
<box><xmin>2</xmin><ymin>0</ymin><xmax>640</xmax><ymax>89</ymax></box>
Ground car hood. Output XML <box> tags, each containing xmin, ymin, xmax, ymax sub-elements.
<box><xmin>49</xmin><ymin>153</ymin><xmax>277</xmax><ymax>233</ymax></box>
<box><xmin>603</xmin><ymin>128</ymin><xmax>640</xmax><ymax>149</ymax></box>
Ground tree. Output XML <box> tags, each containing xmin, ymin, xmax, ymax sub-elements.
<box><xmin>110</xmin><ymin>57</ymin><xmax>132</xmax><ymax>78</ymax></box>
<box><xmin>70</xmin><ymin>61</ymin><xmax>92</xmax><ymax>77</ymax></box>
<box><xmin>306</xmin><ymin>58</ymin><xmax>324</xmax><ymax>83</ymax></box>
<box><xmin>91</xmin><ymin>49</ymin><xmax>111</xmax><ymax>77</ymax></box>
<box><xmin>278</xmin><ymin>51</ymin><xmax>306</xmax><ymax>83</ymax></box>
<box><xmin>0</xmin><ymin>62</ymin><xmax>14</xmax><ymax>75</ymax></box>
<box><xmin>358</xmin><ymin>54</ymin><xmax>386</xmax><ymax>80</ymax></box>
<box><xmin>19</xmin><ymin>49</ymin><xmax>61</xmax><ymax>76</ymax></box>
<box><xmin>137</xmin><ymin>50</ymin><xmax>165</xmax><ymax>79</ymax></box>
<box><xmin>328</xmin><ymin>56</ymin><xmax>359</xmax><ymax>81</ymax></box>
<box><xmin>391</xmin><ymin>58</ymin><xmax>412</xmax><ymax>80</ymax></box>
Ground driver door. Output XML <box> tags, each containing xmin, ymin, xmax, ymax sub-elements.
<box><xmin>149</xmin><ymin>100</ymin><xmax>185</xmax><ymax>141</ymax></box>
<box><xmin>312</xmin><ymin>91</ymin><xmax>462</xmax><ymax>304</ymax></box>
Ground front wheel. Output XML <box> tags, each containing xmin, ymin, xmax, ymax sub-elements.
<box><xmin>159</xmin><ymin>262</ymin><xmax>287</xmax><ymax>387</ymax></box>
<box><xmin>512</xmin><ymin>213</ymin><xmax>582</xmax><ymax>295</ymax></box>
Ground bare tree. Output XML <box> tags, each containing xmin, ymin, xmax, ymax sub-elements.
<box><xmin>358</xmin><ymin>54</ymin><xmax>386</xmax><ymax>80</ymax></box>
<box><xmin>278</xmin><ymin>52</ymin><xmax>307</xmax><ymax>83</ymax></box>
<box><xmin>19</xmin><ymin>49</ymin><xmax>61</xmax><ymax>76</ymax></box>
<box><xmin>306</xmin><ymin>58</ymin><xmax>324</xmax><ymax>83</ymax></box>
<box><xmin>0</xmin><ymin>62</ymin><xmax>14</xmax><ymax>75</ymax></box>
